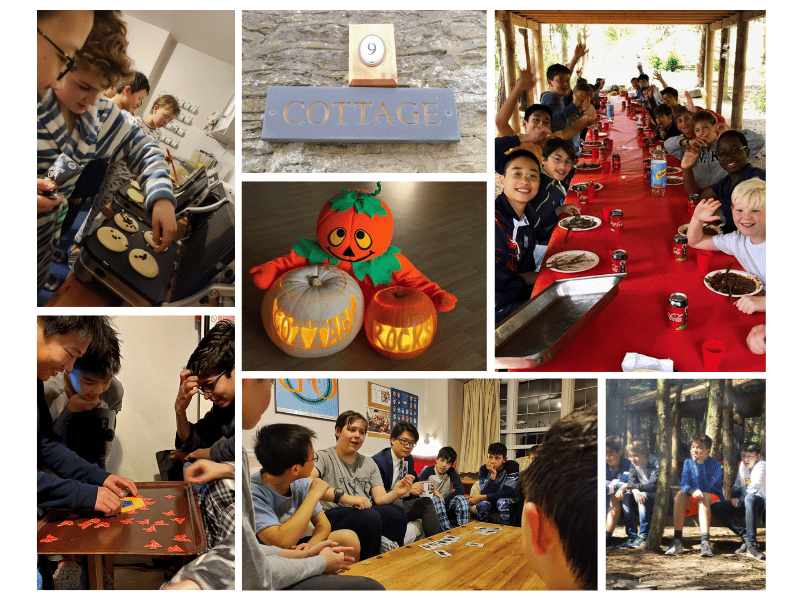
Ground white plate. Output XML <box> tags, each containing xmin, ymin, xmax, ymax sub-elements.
<box><xmin>678</xmin><ymin>223</ymin><xmax>721</xmax><ymax>236</ymax></box>
<box><xmin>575</xmin><ymin>162</ymin><xmax>602</xmax><ymax>171</ymax></box>
<box><xmin>582</xmin><ymin>141</ymin><xmax>603</xmax><ymax>148</ymax></box>
<box><xmin>569</xmin><ymin>181</ymin><xmax>603</xmax><ymax>193</ymax></box>
<box><xmin>546</xmin><ymin>250</ymin><xmax>600</xmax><ymax>273</ymax></box>
<box><xmin>703</xmin><ymin>269</ymin><xmax>763</xmax><ymax>297</ymax></box>
<box><xmin>666</xmin><ymin>176</ymin><xmax>683</xmax><ymax>185</ymax></box>
<box><xmin>667</xmin><ymin>166</ymin><xmax>681</xmax><ymax>175</ymax></box>
<box><xmin>558</xmin><ymin>215</ymin><xmax>602</xmax><ymax>231</ymax></box>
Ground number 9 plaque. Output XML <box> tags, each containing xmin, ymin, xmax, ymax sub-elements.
<box><xmin>349</xmin><ymin>24</ymin><xmax>398</xmax><ymax>87</ymax></box>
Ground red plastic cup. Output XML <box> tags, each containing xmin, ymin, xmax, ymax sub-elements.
<box><xmin>702</xmin><ymin>340</ymin><xmax>727</xmax><ymax>371</ymax></box>
<box><xmin>602</xmin><ymin>160</ymin><xmax>611</xmax><ymax>175</ymax></box>
<box><xmin>590</xmin><ymin>147</ymin><xmax>599</xmax><ymax>161</ymax></box>
<box><xmin>696</xmin><ymin>250</ymin><xmax>712</xmax><ymax>272</ymax></box>
<box><xmin>602</xmin><ymin>205</ymin><xmax>614</xmax><ymax>222</ymax></box>
<box><xmin>587</xmin><ymin>183</ymin><xmax>596</xmax><ymax>202</ymax></box>
<box><xmin>606</xmin><ymin>138</ymin><xmax>614</xmax><ymax>151</ymax></box>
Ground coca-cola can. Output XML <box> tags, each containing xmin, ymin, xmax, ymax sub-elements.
<box><xmin>612</xmin><ymin>153</ymin><xmax>621</xmax><ymax>169</ymax></box>
<box><xmin>688</xmin><ymin>193</ymin><xmax>700</xmax><ymax>215</ymax></box>
<box><xmin>610</xmin><ymin>209</ymin><xmax>623</xmax><ymax>234</ymax></box>
<box><xmin>611</xmin><ymin>249</ymin><xmax>627</xmax><ymax>273</ymax></box>
<box><xmin>574</xmin><ymin>184</ymin><xmax>588</xmax><ymax>205</ymax></box>
<box><xmin>673</xmin><ymin>234</ymin><xmax>688</xmax><ymax>261</ymax></box>
<box><xmin>643</xmin><ymin>166</ymin><xmax>651</xmax><ymax>182</ymax></box>
<box><xmin>668</xmin><ymin>293</ymin><xmax>688</xmax><ymax>330</ymax></box>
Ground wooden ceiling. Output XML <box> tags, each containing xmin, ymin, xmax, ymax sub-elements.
<box><xmin>497</xmin><ymin>10</ymin><xmax>766</xmax><ymax>31</ymax></box>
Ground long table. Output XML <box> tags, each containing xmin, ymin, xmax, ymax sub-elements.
<box><xmin>501</xmin><ymin>96</ymin><xmax>765</xmax><ymax>372</ymax></box>
<box><xmin>342</xmin><ymin>523</ymin><xmax>546</xmax><ymax>590</ymax></box>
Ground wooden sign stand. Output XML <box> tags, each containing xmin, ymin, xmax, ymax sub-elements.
<box><xmin>349</xmin><ymin>24</ymin><xmax>398</xmax><ymax>87</ymax></box>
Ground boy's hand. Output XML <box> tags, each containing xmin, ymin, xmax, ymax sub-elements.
<box><xmin>184</xmin><ymin>459</ymin><xmax>233</xmax><ymax>484</ymax></box>
<box><xmin>347</xmin><ymin>495</ymin><xmax>372</xmax><ymax>509</ymax></box>
<box><xmin>519</xmin><ymin>125</ymin><xmax>550</xmax><ymax>144</ymax></box>
<box><xmin>67</xmin><ymin>393</ymin><xmax>102</xmax><ymax>412</ymax></box>
<box><xmin>485</xmin><ymin>462</ymin><xmax>497</xmax><ymax>477</ymax></box>
<box><xmin>572</xmin><ymin>42</ymin><xmax>588</xmax><ymax>62</ymax></box>
<box><xmin>681</xmin><ymin>145</ymin><xmax>700</xmax><ymax>170</ymax></box>
<box><xmin>150</xmin><ymin>198</ymin><xmax>177</xmax><ymax>252</ymax></box>
<box><xmin>308</xmin><ymin>477</ymin><xmax>331</xmax><ymax>501</ymax></box>
<box><xmin>434</xmin><ymin>490</ymin><xmax>445</xmax><ymax>500</ymax></box>
<box><xmin>632</xmin><ymin>489</ymin><xmax>645</xmax><ymax>504</ymax></box>
<box><xmin>175</xmin><ymin>369</ymin><xmax>199</xmax><ymax>414</ymax></box>
<box><xmin>186</xmin><ymin>448</ymin><xmax>212</xmax><ymax>461</ymax></box>
<box><xmin>95</xmin><ymin>486</ymin><xmax>122</xmax><ymax>516</ymax></box>
<box><xmin>37</xmin><ymin>179</ymin><xmax>62</xmax><ymax>213</ymax></box>
<box><xmin>514</xmin><ymin>67</ymin><xmax>535</xmax><ymax>92</ymax></box>
<box><xmin>320</xmin><ymin>546</ymin><xmax>356</xmax><ymax>574</ymax></box>
<box><xmin>730</xmin><ymin>497</ymin><xmax>739</xmax><ymax>508</ymax></box>
<box><xmin>735</xmin><ymin>295</ymin><xmax>765</xmax><ymax>315</ymax></box>
<box><xmin>692</xmin><ymin>199</ymin><xmax>722</xmax><ymax>223</ymax></box>
<box><xmin>582</xmin><ymin>102</ymin><xmax>597</xmax><ymax>123</ymax></box>
<box><xmin>746</xmin><ymin>324</ymin><xmax>766</xmax><ymax>354</ymax></box>
<box><xmin>103</xmin><ymin>474</ymin><xmax>137</xmax><ymax>497</ymax></box>
<box><xmin>556</xmin><ymin>205</ymin><xmax>580</xmax><ymax>217</ymax></box>
<box><xmin>692</xmin><ymin>490</ymin><xmax>707</xmax><ymax>501</ymax></box>
<box><xmin>615</xmin><ymin>485</ymin><xmax>627</xmax><ymax>500</ymax></box>
<box><xmin>467</xmin><ymin>494</ymin><xmax>484</xmax><ymax>506</ymax></box>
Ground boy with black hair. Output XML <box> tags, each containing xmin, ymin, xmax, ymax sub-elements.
<box><xmin>605</xmin><ymin>436</ymin><xmax>635</xmax><ymax>548</ymax></box>
<box><xmin>110</xmin><ymin>71</ymin><xmax>150</xmax><ymax>114</ymax></box>
<box><xmin>418</xmin><ymin>446</ymin><xmax>469</xmax><ymax>526</ymax></box>
<box><xmin>173</xmin><ymin>319</ymin><xmax>235</xmax><ymax>464</ymax></box>
<box><xmin>665</xmin><ymin>433</ymin><xmax>724</xmax><ymax>557</ymax></box>
<box><xmin>372</xmin><ymin>422</ymin><xmax>446</xmax><ymax>537</ymax></box>
<box><xmin>654</xmin><ymin>103</ymin><xmax>681</xmax><ymax>142</ymax></box>
<box><xmin>710</xmin><ymin>442</ymin><xmax>766</xmax><ymax>559</ymax></box>
<box><xmin>539</xmin><ymin>43</ymin><xmax>588</xmax><ymax>134</ymax></box>
<box><xmin>251</xmin><ymin>423</ymin><xmax>360</xmax><ymax>561</ymax></box>
<box><xmin>469</xmin><ymin>442</ymin><xmax>520</xmax><ymax>525</ymax></box>
<box><xmin>660</xmin><ymin>87</ymin><xmax>680</xmax><ymax>109</ymax></box>
<box><xmin>520</xmin><ymin>403</ymin><xmax>597</xmax><ymax>590</ymax></box>
<box><xmin>615</xmin><ymin>439</ymin><xmax>659</xmax><ymax>549</ymax></box>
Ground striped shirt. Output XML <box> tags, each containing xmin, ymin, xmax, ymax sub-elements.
<box><xmin>37</xmin><ymin>91</ymin><xmax>175</xmax><ymax>291</ymax></box>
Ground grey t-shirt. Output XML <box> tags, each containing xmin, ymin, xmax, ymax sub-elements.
<box><xmin>429</xmin><ymin>471</ymin><xmax>452</xmax><ymax>497</ymax></box>
<box><xmin>314</xmin><ymin>447</ymin><xmax>384</xmax><ymax>510</ymax></box>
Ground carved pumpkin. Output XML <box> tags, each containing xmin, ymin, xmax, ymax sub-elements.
<box><xmin>316</xmin><ymin>187</ymin><xmax>394</xmax><ymax>263</ymax></box>
<box><xmin>365</xmin><ymin>286</ymin><xmax>437</xmax><ymax>359</ymax></box>
<box><xmin>262</xmin><ymin>265</ymin><xmax>364</xmax><ymax>357</ymax></box>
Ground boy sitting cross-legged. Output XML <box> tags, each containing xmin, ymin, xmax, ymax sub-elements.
<box><xmin>418</xmin><ymin>446</ymin><xmax>470</xmax><ymax>526</ymax></box>
<box><xmin>710</xmin><ymin>443</ymin><xmax>766</xmax><ymax>560</ymax></box>
<box><xmin>605</xmin><ymin>437</ymin><xmax>635</xmax><ymax>548</ymax></box>
<box><xmin>468</xmin><ymin>442</ymin><xmax>520</xmax><ymax>526</ymax></box>
<box><xmin>615</xmin><ymin>439</ymin><xmax>658</xmax><ymax>550</ymax></box>
<box><xmin>251</xmin><ymin>423</ymin><xmax>361</xmax><ymax>562</ymax></box>
<box><xmin>687</xmin><ymin>178</ymin><xmax>765</xmax><ymax>314</ymax></box>
<box><xmin>665</xmin><ymin>433</ymin><xmax>725</xmax><ymax>557</ymax></box>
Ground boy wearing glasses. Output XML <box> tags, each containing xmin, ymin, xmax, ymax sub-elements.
<box><xmin>373</xmin><ymin>422</ymin><xmax>447</xmax><ymax>537</ymax></box>
<box><xmin>173</xmin><ymin>319</ymin><xmax>235</xmax><ymax>463</ymax></box>
<box><xmin>251</xmin><ymin>423</ymin><xmax>361</xmax><ymax>562</ymax></box>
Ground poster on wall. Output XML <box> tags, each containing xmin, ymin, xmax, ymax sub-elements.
<box><xmin>275</xmin><ymin>379</ymin><xmax>339</xmax><ymax>421</ymax></box>
<box><xmin>391</xmin><ymin>388</ymin><xmax>418</xmax><ymax>431</ymax></box>
<box><xmin>366</xmin><ymin>406</ymin><xmax>391</xmax><ymax>438</ymax></box>
<box><xmin>368</xmin><ymin>382</ymin><xmax>391</xmax><ymax>409</ymax></box>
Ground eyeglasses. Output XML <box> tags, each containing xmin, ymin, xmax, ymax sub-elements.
<box><xmin>717</xmin><ymin>146</ymin><xmax>747</xmax><ymax>159</ymax></box>
<box><xmin>38</xmin><ymin>27</ymin><xmax>75</xmax><ymax>81</ymax></box>
<box><xmin>547</xmin><ymin>156</ymin><xmax>575</xmax><ymax>167</ymax></box>
<box><xmin>198</xmin><ymin>371</ymin><xmax>228</xmax><ymax>395</ymax></box>
<box><xmin>308</xmin><ymin>453</ymin><xmax>318</xmax><ymax>463</ymax></box>
<box><xmin>396</xmin><ymin>438</ymin><xmax>417</xmax><ymax>448</ymax></box>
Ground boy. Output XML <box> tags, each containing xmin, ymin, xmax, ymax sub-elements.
<box><xmin>520</xmin><ymin>403</ymin><xmax>597</xmax><ymax>590</ymax></box>
<box><xmin>710</xmin><ymin>442</ymin><xmax>766</xmax><ymax>559</ymax></box>
<box><xmin>418</xmin><ymin>446</ymin><xmax>470</xmax><ymax>526</ymax></box>
<box><xmin>660</xmin><ymin>86</ymin><xmax>680</xmax><ymax>109</ymax></box>
<box><xmin>653</xmin><ymin>103</ymin><xmax>681</xmax><ymax>142</ymax></box>
<box><xmin>665</xmin><ymin>433</ymin><xmax>724</xmax><ymax>557</ymax></box>
<box><xmin>469</xmin><ymin>442</ymin><xmax>520</xmax><ymax>526</ymax></box>
<box><xmin>37</xmin><ymin>11</ymin><xmax>94</xmax><ymax>95</ymax></box>
<box><xmin>605</xmin><ymin>437</ymin><xmax>635</xmax><ymax>548</ymax></box>
<box><xmin>37</xmin><ymin>11</ymin><xmax>177</xmax><ymax>293</ymax></box>
<box><xmin>110</xmin><ymin>71</ymin><xmax>149</xmax><ymax>114</ymax></box>
<box><xmin>615</xmin><ymin>440</ymin><xmax>658</xmax><ymax>549</ymax></box>
<box><xmin>44</xmin><ymin>321</ymin><xmax>122</xmax><ymax>469</ymax></box>
<box><xmin>540</xmin><ymin>42</ymin><xmax>588</xmax><ymax>134</ymax></box>
<box><xmin>687</xmin><ymin>178</ymin><xmax>765</xmax><ymax>314</ymax></box>
<box><xmin>252</xmin><ymin>423</ymin><xmax>361</xmax><ymax>561</ymax></box>
<box><xmin>173</xmin><ymin>319</ymin><xmax>235</xmax><ymax>463</ymax></box>
<box><xmin>372</xmin><ymin>422</ymin><xmax>447</xmax><ymax>537</ymax></box>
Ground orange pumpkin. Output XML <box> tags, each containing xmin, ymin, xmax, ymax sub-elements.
<box><xmin>365</xmin><ymin>286</ymin><xmax>437</xmax><ymax>359</ymax></box>
<box><xmin>316</xmin><ymin>187</ymin><xmax>394</xmax><ymax>263</ymax></box>
<box><xmin>262</xmin><ymin>265</ymin><xmax>364</xmax><ymax>357</ymax></box>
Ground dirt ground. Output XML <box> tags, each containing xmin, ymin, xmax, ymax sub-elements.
<box><xmin>606</xmin><ymin>525</ymin><xmax>766</xmax><ymax>590</ymax></box>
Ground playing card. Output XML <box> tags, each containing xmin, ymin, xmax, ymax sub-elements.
<box><xmin>434</xmin><ymin>549</ymin><xmax>452</xmax><ymax>557</ymax></box>
<box><xmin>465</xmin><ymin>542</ymin><xmax>485</xmax><ymax>547</ymax></box>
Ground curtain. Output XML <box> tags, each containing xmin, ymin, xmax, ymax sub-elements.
<box><xmin>460</xmin><ymin>379</ymin><xmax>500</xmax><ymax>473</ymax></box>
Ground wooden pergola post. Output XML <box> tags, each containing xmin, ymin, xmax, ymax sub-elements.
<box><xmin>705</xmin><ymin>25</ymin><xmax>715</xmax><ymax>112</ymax></box>
<box><xmin>532</xmin><ymin>24</ymin><xmax>545</xmax><ymax>100</ymax></box>
<box><xmin>730</xmin><ymin>11</ymin><xmax>749</xmax><ymax>129</ymax></box>
<box><xmin>522</xmin><ymin>28</ymin><xmax>533</xmax><ymax>108</ymax></box>
<box><xmin>502</xmin><ymin>17</ymin><xmax>519</xmax><ymax>134</ymax></box>
<box><xmin>715</xmin><ymin>27</ymin><xmax>729</xmax><ymax>115</ymax></box>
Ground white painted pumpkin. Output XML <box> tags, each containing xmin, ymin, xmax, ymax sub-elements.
<box><xmin>262</xmin><ymin>265</ymin><xmax>365</xmax><ymax>357</ymax></box>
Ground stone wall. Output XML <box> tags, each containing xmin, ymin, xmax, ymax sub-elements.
<box><xmin>242</xmin><ymin>10</ymin><xmax>486</xmax><ymax>173</ymax></box>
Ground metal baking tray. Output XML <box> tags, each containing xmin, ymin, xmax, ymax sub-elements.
<box><xmin>495</xmin><ymin>273</ymin><xmax>626</xmax><ymax>369</ymax></box>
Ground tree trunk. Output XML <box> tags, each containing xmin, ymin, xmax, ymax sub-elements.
<box><xmin>626</xmin><ymin>412</ymin><xmax>634</xmax><ymax>450</ymax></box>
<box><xmin>760</xmin><ymin>397</ymin><xmax>767</xmax><ymax>458</ymax></box>
<box><xmin>607</xmin><ymin>379</ymin><xmax>622</xmax><ymax>439</ymax></box>
<box><xmin>697</xmin><ymin>26</ymin><xmax>706</xmax><ymax>86</ymax></box>
<box><xmin>495</xmin><ymin>21</ymin><xmax>506</xmax><ymax>126</ymax></box>
<box><xmin>705</xmin><ymin>379</ymin><xmax>723</xmax><ymax>453</ymax></box>
<box><xmin>645</xmin><ymin>379</ymin><xmax>673</xmax><ymax>551</ymax></box>
<box><xmin>670</xmin><ymin>381</ymin><xmax>684</xmax><ymax>485</ymax></box>
<box><xmin>721</xmin><ymin>380</ymin><xmax>737</xmax><ymax>499</ymax></box>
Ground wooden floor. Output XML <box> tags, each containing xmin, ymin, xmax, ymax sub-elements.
<box><xmin>242</xmin><ymin>181</ymin><xmax>487</xmax><ymax>371</ymax></box>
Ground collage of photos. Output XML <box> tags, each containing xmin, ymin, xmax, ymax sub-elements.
<box><xmin>34</xmin><ymin>7</ymin><xmax>771</xmax><ymax>594</ymax></box>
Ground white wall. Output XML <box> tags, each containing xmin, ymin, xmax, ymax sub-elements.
<box><xmin>106</xmin><ymin>316</ymin><xmax>213</xmax><ymax>481</ymax></box>
<box><xmin>246</xmin><ymin>379</ymin><xmax>461</xmax><ymax>472</ymax></box>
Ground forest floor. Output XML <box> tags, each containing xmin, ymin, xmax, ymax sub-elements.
<box><xmin>606</xmin><ymin>524</ymin><xmax>766</xmax><ymax>590</ymax></box>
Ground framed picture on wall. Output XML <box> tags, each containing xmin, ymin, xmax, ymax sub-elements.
<box><xmin>366</xmin><ymin>406</ymin><xmax>391</xmax><ymax>438</ymax></box>
<box><xmin>275</xmin><ymin>379</ymin><xmax>339</xmax><ymax>421</ymax></box>
<box><xmin>368</xmin><ymin>382</ymin><xmax>391</xmax><ymax>409</ymax></box>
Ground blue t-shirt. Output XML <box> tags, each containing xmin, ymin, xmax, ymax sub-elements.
<box><xmin>679</xmin><ymin>456</ymin><xmax>725</xmax><ymax>500</ymax></box>
<box><xmin>250</xmin><ymin>472</ymin><xmax>322</xmax><ymax>539</ymax></box>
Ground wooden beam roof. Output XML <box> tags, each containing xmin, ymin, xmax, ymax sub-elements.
<box><xmin>622</xmin><ymin>380</ymin><xmax>764</xmax><ymax>417</ymax></box>
<box><xmin>496</xmin><ymin>10</ymin><xmax>765</xmax><ymax>31</ymax></box>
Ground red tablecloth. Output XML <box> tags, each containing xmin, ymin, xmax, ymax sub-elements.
<box><xmin>509</xmin><ymin>96</ymin><xmax>765</xmax><ymax>372</ymax></box>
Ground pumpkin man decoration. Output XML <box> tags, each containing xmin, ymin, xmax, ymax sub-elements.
<box><xmin>251</xmin><ymin>183</ymin><xmax>457</xmax><ymax>317</ymax></box>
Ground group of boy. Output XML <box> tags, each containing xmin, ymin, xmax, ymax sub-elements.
<box><xmin>606</xmin><ymin>433</ymin><xmax>766</xmax><ymax>560</ymax></box>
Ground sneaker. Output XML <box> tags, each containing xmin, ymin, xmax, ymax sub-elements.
<box><xmin>700</xmin><ymin>540</ymin><xmax>713</xmax><ymax>557</ymax></box>
<box><xmin>665</xmin><ymin>538</ymin><xmax>684</xmax><ymax>555</ymax></box>
<box><xmin>746</xmin><ymin>544</ymin><xmax>765</xmax><ymax>560</ymax></box>
<box><xmin>734</xmin><ymin>541</ymin><xmax>748</xmax><ymax>554</ymax></box>
<box><xmin>629</xmin><ymin>535</ymin><xmax>647</xmax><ymax>549</ymax></box>
<box><xmin>616</xmin><ymin>537</ymin><xmax>636</xmax><ymax>549</ymax></box>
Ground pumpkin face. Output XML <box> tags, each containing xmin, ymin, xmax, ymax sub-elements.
<box><xmin>316</xmin><ymin>188</ymin><xmax>394</xmax><ymax>263</ymax></box>
<box><xmin>262</xmin><ymin>265</ymin><xmax>365</xmax><ymax>357</ymax></box>
<box><xmin>365</xmin><ymin>286</ymin><xmax>437</xmax><ymax>359</ymax></box>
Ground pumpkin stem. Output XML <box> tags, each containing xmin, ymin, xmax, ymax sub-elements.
<box><xmin>394</xmin><ymin>291</ymin><xmax>406</xmax><ymax>298</ymax></box>
<box><xmin>309</xmin><ymin>276</ymin><xmax>323</xmax><ymax>287</ymax></box>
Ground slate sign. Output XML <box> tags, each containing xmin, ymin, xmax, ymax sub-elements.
<box><xmin>262</xmin><ymin>86</ymin><xmax>460</xmax><ymax>143</ymax></box>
